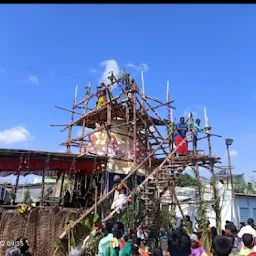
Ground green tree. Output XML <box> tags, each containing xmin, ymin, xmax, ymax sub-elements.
<box><xmin>176</xmin><ymin>173</ymin><xmax>197</xmax><ymax>187</ymax></box>
<box><xmin>233</xmin><ymin>174</ymin><xmax>246</xmax><ymax>193</ymax></box>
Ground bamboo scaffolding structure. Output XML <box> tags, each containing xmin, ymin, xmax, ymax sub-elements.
<box><xmin>55</xmin><ymin>106</ymin><xmax>83</xmax><ymax>116</ymax></box>
<box><xmin>103</xmin><ymin>134</ymin><xmax>190</xmax><ymax>222</ymax></box>
<box><xmin>145</xmin><ymin>100</ymin><xmax>174</xmax><ymax>111</ymax></box>
<box><xmin>145</xmin><ymin>95</ymin><xmax>175</xmax><ymax>108</ymax></box>
<box><xmin>131</xmin><ymin>94</ymin><xmax>168</xmax><ymax>155</ymax></box>
<box><xmin>79</xmin><ymin>83</ymin><xmax>91</xmax><ymax>152</ymax></box>
<box><xmin>138</xmin><ymin>93</ymin><xmax>169</xmax><ymax>127</ymax></box>
<box><xmin>52</xmin><ymin>69</ymin><xmax>226</xmax><ymax>247</ymax></box>
<box><xmin>59</xmin><ymin>132</ymin><xmax>172</xmax><ymax>239</ymax></box>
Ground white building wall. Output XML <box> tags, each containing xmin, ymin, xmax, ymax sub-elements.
<box><xmin>162</xmin><ymin>184</ymin><xmax>256</xmax><ymax>230</ymax></box>
<box><xmin>161</xmin><ymin>183</ymin><xmax>233</xmax><ymax>229</ymax></box>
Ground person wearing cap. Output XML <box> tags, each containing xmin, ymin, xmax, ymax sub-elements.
<box><xmin>190</xmin><ymin>233</ymin><xmax>207</xmax><ymax>256</ymax></box>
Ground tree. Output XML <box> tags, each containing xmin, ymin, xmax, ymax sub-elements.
<box><xmin>233</xmin><ymin>174</ymin><xmax>247</xmax><ymax>194</ymax></box>
<box><xmin>233</xmin><ymin>174</ymin><xmax>256</xmax><ymax>195</ymax></box>
<box><xmin>176</xmin><ymin>173</ymin><xmax>197</xmax><ymax>187</ymax></box>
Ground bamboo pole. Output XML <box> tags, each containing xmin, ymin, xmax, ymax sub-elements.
<box><xmin>145</xmin><ymin>100</ymin><xmax>174</xmax><ymax>111</ymax></box>
<box><xmin>40</xmin><ymin>153</ymin><xmax>50</xmax><ymax>205</ymax></box>
<box><xmin>55</xmin><ymin>106</ymin><xmax>83</xmax><ymax>116</ymax></box>
<box><xmin>141</xmin><ymin>70</ymin><xmax>145</xmax><ymax>108</ymax></box>
<box><xmin>13</xmin><ymin>153</ymin><xmax>24</xmax><ymax>204</ymax></box>
<box><xmin>58</xmin><ymin>132</ymin><xmax>173</xmax><ymax>239</ymax></box>
<box><xmin>141</xmin><ymin>96</ymin><xmax>169</xmax><ymax>127</ymax></box>
<box><xmin>145</xmin><ymin>95</ymin><xmax>175</xmax><ymax>107</ymax></box>
<box><xmin>79</xmin><ymin>83</ymin><xmax>91</xmax><ymax>153</ymax></box>
<box><xmin>66</xmin><ymin>86</ymin><xmax>78</xmax><ymax>153</ymax></box>
<box><xmin>207</xmin><ymin>135</ymin><xmax>221</xmax><ymax>234</ymax></box>
<box><xmin>103</xmin><ymin>134</ymin><xmax>191</xmax><ymax>222</ymax></box>
<box><xmin>133</xmin><ymin>92</ymin><xmax>137</xmax><ymax>189</ymax></box>
<box><xmin>134</xmin><ymin>92</ymin><xmax>168</xmax><ymax>155</ymax></box>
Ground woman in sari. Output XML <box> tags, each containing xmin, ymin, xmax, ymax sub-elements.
<box><xmin>102</xmin><ymin>222</ymin><xmax>132</xmax><ymax>256</ymax></box>
<box><xmin>174</xmin><ymin>117</ymin><xmax>188</xmax><ymax>156</ymax></box>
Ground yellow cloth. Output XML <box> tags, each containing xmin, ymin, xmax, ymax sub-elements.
<box><xmin>97</xmin><ymin>96</ymin><xmax>107</xmax><ymax>108</ymax></box>
<box><xmin>237</xmin><ymin>246</ymin><xmax>255</xmax><ymax>256</ymax></box>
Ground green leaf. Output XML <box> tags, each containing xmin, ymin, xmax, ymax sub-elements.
<box><xmin>83</xmin><ymin>218</ymin><xmax>92</xmax><ymax>230</ymax></box>
<box><xmin>93</xmin><ymin>213</ymin><xmax>100</xmax><ymax>224</ymax></box>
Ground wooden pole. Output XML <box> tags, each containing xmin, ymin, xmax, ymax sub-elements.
<box><xmin>103</xmin><ymin>134</ymin><xmax>191</xmax><ymax>222</ymax></box>
<box><xmin>141</xmin><ymin>70</ymin><xmax>145</xmax><ymax>108</ymax></box>
<box><xmin>14</xmin><ymin>153</ymin><xmax>24</xmax><ymax>204</ymax></box>
<box><xmin>167</xmin><ymin>81</ymin><xmax>174</xmax><ymax>152</ymax></box>
<box><xmin>133</xmin><ymin>91</ymin><xmax>137</xmax><ymax>190</ymax></box>
<box><xmin>227</xmin><ymin>144</ymin><xmax>239</xmax><ymax>226</ymax></box>
<box><xmin>207</xmin><ymin>136</ymin><xmax>221</xmax><ymax>234</ymax></box>
<box><xmin>40</xmin><ymin>153</ymin><xmax>50</xmax><ymax>205</ymax></box>
<box><xmin>59</xmin><ymin>132</ymin><xmax>173</xmax><ymax>239</ymax></box>
<box><xmin>66</xmin><ymin>85</ymin><xmax>78</xmax><ymax>153</ymax></box>
<box><xmin>94</xmin><ymin>185</ymin><xmax>98</xmax><ymax>215</ymax></box>
<box><xmin>59</xmin><ymin>173</ymin><xmax>65</xmax><ymax>205</ymax></box>
<box><xmin>79</xmin><ymin>83</ymin><xmax>91</xmax><ymax>153</ymax></box>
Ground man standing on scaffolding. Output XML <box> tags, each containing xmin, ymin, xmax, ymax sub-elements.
<box><xmin>193</xmin><ymin>119</ymin><xmax>204</xmax><ymax>152</ymax></box>
<box><xmin>193</xmin><ymin>119</ymin><xmax>211</xmax><ymax>152</ymax></box>
<box><xmin>174</xmin><ymin>117</ymin><xmax>188</xmax><ymax>156</ymax></box>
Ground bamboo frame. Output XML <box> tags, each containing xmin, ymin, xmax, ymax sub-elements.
<box><xmin>51</xmin><ymin>69</ymin><xmax>227</xmax><ymax>243</ymax></box>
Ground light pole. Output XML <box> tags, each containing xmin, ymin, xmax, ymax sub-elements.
<box><xmin>225</xmin><ymin>138</ymin><xmax>239</xmax><ymax>225</ymax></box>
<box><xmin>226</xmin><ymin>139</ymin><xmax>234</xmax><ymax>191</ymax></box>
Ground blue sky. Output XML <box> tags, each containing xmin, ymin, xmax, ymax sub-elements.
<box><xmin>0</xmin><ymin>4</ymin><xmax>256</xmax><ymax>184</ymax></box>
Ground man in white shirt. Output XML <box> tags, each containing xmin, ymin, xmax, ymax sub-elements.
<box><xmin>238</xmin><ymin>218</ymin><xmax>256</xmax><ymax>238</ymax></box>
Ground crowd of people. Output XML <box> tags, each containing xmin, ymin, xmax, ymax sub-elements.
<box><xmin>66</xmin><ymin>217</ymin><xmax>256</xmax><ymax>256</ymax></box>
<box><xmin>5</xmin><ymin>217</ymin><xmax>256</xmax><ymax>256</ymax></box>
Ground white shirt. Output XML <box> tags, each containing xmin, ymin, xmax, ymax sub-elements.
<box><xmin>238</xmin><ymin>225</ymin><xmax>256</xmax><ymax>238</ymax></box>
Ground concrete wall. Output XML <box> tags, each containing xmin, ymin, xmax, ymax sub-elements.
<box><xmin>161</xmin><ymin>183</ymin><xmax>233</xmax><ymax>229</ymax></box>
<box><xmin>236</xmin><ymin>195</ymin><xmax>256</xmax><ymax>223</ymax></box>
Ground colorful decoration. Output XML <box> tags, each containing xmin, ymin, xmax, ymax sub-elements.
<box><xmin>82</xmin><ymin>126</ymin><xmax>145</xmax><ymax>159</ymax></box>
<box><xmin>17</xmin><ymin>203</ymin><xmax>31</xmax><ymax>214</ymax></box>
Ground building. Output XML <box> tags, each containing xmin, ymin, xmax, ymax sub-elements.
<box><xmin>235</xmin><ymin>193</ymin><xmax>256</xmax><ymax>223</ymax></box>
<box><xmin>161</xmin><ymin>182</ymin><xmax>256</xmax><ymax>229</ymax></box>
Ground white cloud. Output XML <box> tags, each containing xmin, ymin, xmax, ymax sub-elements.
<box><xmin>100</xmin><ymin>59</ymin><xmax>120</xmax><ymax>87</ymax></box>
<box><xmin>28</xmin><ymin>74</ymin><xmax>40</xmax><ymax>85</ymax></box>
<box><xmin>229</xmin><ymin>150</ymin><xmax>238</xmax><ymax>158</ymax></box>
<box><xmin>0</xmin><ymin>126</ymin><xmax>33</xmax><ymax>145</ymax></box>
<box><xmin>0</xmin><ymin>68</ymin><xmax>5</xmax><ymax>75</ymax></box>
<box><xmin>126</xmin><ymin>63</ymin><xmax>149</xmax><ymax>72</ymax></box>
